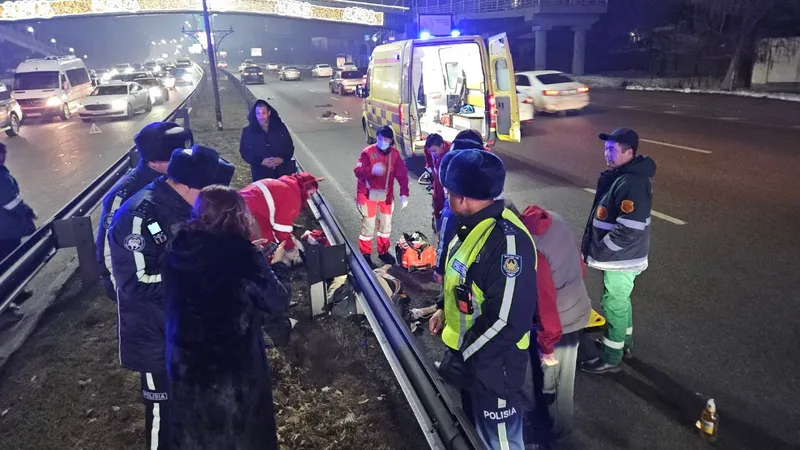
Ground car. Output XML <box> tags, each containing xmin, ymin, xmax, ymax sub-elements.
<box><xmin>109</xmin><ymin>71</ymin><xmax>152</xmax><ymax>83</ymax></box>
<box><xmin>311</xmin><ymin>64</ymin><xmax>333</xmax><ymax>78</ymax></box>
<box><xmin>78</xmin><ymin>82</ymin><xmax>152</xmax><ymax>121</ymax></box>
<box><xmin>143</xmin><ymin>61</ymin><xmax>161</xmax><ymax>73</ymax></box>
<box><xmin>514</xmin><ymin>70</ymin><xmax>589</xmax><ymax>115</ymax></box>
<box><xmin>93</xmin><ymin>69</ymin><xmax>111</xmax><ymax>84</ymax></box>
<box><xmin>279</xmin><ymin>66</ymin><xmax>301</xmax><ymax>81</ymax></box>
<box><xmin>343</xmin><ymin>63</ymin><xmax>358</xmax><ymax>71</ymax></box>
<box><xmin>266</xmin><ymin>63</ymin><xmax>279</xmax><ymax>72</ymax></box>
<box><xmin>174</xmin><ymin>68</ymin><xmax>194</xmax><ymax>86</ymax></box>
<box><xmin>329</xmin><ymin>69</ymin><xmax>362</xmax><ymax>95</ymax></box>
<box><xmin>136</xmin><ymin>77</ymin><xmax>170</xmax><ymax>105</ymax></box>
<box><xmin>241</xmin><ymin>66</ymin><xmax>265</xmax><ymax>85</ymax></box>
<box><xmin>0</xmin><ymin>83</ymin><xmax>23</xmax><ymax>137</ymax></box>
<box><xmin>517</xmin><ymin>90</ymin><xmax>535</xmax><ymax>128</ymax></box>
<box><xmin>217</xmin><ymin>60</ymin><xmax>228</xmax><ymax>69</ymax></box>
<box><xmin>114</xmin><ymin>63</ymin><xmax>134</xmax><ymax>75</ymax></box>
<box><xmin>355</xmin><ymin>74</ymin><xmax>368</xmax><ymax>97</ymax></box>
<box><xmin>238</xmin><ymin>59</ymin><xmax>255</xmax><ymax>73</ymax></box>
<box><xmin>159</xmin><ymin>70</ymin><xmax>176</xmax><ymax>90</ymax></box>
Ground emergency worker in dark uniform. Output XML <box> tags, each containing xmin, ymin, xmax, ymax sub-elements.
<box><xmin>108</xmin><ymin>145</ymin><xmax>233</xmax><ymax>450</ymax></box>
<box><xmin>96</xmin><ymin>122</ymin><xmax>194</xmax><ymax>300</ymax></box>
<box><xmin>428</xmin><ymin>148</ymin><xmax>537</xmax><ymax>450</ymax></box>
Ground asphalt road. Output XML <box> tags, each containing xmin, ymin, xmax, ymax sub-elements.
<box><xmin>0</xmin><ymin>82</ymin><xmax>198</xmax><ymax>223</ymax></box>
<box><xmin>244</xmin><ymin>77</ymin><xmax>800</xmax><ymax>449</ymax></box>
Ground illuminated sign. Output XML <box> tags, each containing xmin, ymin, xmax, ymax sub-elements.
<box><xmin>251</xmin><ymin>47</ymin><xmax>262</xmax><ymax>57</ymax></box>
<box><xmin>0</xmin><ymin>0</ymin><xmax>385</xmax><ymax>26</ymax></box>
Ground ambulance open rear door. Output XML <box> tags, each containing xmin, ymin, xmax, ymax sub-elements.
<box><xmin>486</xmin><ymin>33</ymin><xmax>521</xmax><ymax>143</ymax></box>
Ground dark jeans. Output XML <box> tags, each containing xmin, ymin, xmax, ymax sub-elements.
<box><xmin>528</xmin><ymin>330</ymin><xmax>581</xmax><ymax>444</ymax></box>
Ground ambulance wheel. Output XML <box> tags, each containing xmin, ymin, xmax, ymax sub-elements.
<box><xmin>363</xmin><ymin>119</ymin><xmax>375</xmax><ymax>144</ymax></box>
<box><xmin>60</xmin><ymin>103</ymin><xmax>71</xmax><ymax>121</ymax></box>
<box><xmin>338</xmin><ymin>85</ymin><xmax>344</xmax><ymax>96</ymax></box>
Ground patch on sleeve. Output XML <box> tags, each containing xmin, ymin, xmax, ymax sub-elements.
<box><xmin>104</xmin><ymin>212</ymin><xmax>115</xmax><ymax>229</ymax></box>
<box><xmin>451</xmin><ymin>259</ymin><xmax>467</xmax><ymax>277</ymax></box>
<box><xmin>596</xmin><ymin>206</ymin><xmax>609</xmax><ymax>220</ymax></box>
<box><xmin>620</xmin><ymin>200</ymin><xmax>635</xmax><ymax>214</ymax></box>
<box><xmin>124</xmin><ymin>234</ymin><xmax>146</xmax><ymax>252</ymax></box>
<box><xmin>501</xmin><ymin>254</ymin><xmax>522</xmax><ymax>278</ymax></box>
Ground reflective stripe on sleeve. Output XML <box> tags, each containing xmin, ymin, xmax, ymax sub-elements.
<box><xmin>602</xmin><ymin>234</ymin><xmax>623</xmax><ymax>251</ymax></box>
<box><xmin>462</xmin><ymin>234</ymin><xmax>517</xmax><ymax>361</ymax></box>
<box><xmin>617</xmin><ymin>217</ymin><xmax>650</xmax><ymax>230</ymax></box>
<box><xmin>255</xmin><ymin>181</ymin><xmax>294</xmax><ymax>233</ymax></box>
<box><xmin>132</xmin><ymin>216</ymin><xmax>161</xmax><ymax>284</ymax></box>
<box><xmin>104</xmin><ymin>195</ymin><xmax>124</xmax><ymax>289</ymax></box>
<box><xmin>3</xmin><ymin>195</ymin><xmax>22</xmax><ymax>210</ymax></box>
<box><xmin>592</xmin><ymin>219</ymin><xmax>614</xmax><ymax>230</ymax></box>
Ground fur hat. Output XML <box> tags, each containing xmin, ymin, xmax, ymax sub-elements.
<box><xmin>135</xmin><ymin>122</ymin><xmax>194</xmax><ymax>163</ymax></box>
<box><xmin>167</xmin><ymin>145</ymin><xmax>221</xmax><ymax>189</ymax></box>
<box><xmin>214</xmin><ymin>158</ymin><xmax>236</xmax><ymax>186</ymax></box>
<box><xmin>440</xmin><ymin>149</ymin><xmax>505</xmax><ymax>200</ymax></box>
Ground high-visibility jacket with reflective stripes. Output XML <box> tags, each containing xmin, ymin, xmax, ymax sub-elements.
<box><xmin>108</xmin><ymin>176</ymin><xmax>192</xmax><ymax>373</ymax></box>
<box><xmin>581</xmin><ymin>155</ymin><xmax>656</xmax><ymax>272</ymax></box>
<box><xmin>440</xmin><ymin>202</ymin><xmax>538</xmax><ymax>398</ymax></box>
<box><xmin>95</xmin><ymin>163</ymin><xmax>161</xmax><ymax>300</ymax></box>
<box><xmin>240</xmin><ymin>176</ymin><xmax>303</xmax><ymax>249</ymax></box>
<box><xmin>0</xmin><ymin>165</ymin><xmax>35</xmax><ymax>241</ymax></box>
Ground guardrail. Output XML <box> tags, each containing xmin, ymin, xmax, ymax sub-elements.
<box><xmin>222</xmin><ymin>68</ymin><xmax>482</xmax><ymax>449</ymax></box>
<box><xmin>0</xmin><ymin>66</ymin><xmax>206</xmax><ymax>315</ymax></box>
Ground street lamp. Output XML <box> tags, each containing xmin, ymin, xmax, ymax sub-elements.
<box><xmin>151</xmin><ymin>41</ymin><xmax>156</xmax><ymax>45</ymax></box>
<box><xmin>26</xmin><ymin>26</ymin><xmax>34</xmax><ymax>33</ymax></box>
<box><xmin>161</xmin><ymin>39</ymin><xmax>166</xmax><ymax>44</ymax></box>
<box><xmin>83</xmin><ymin>55</ymin><xmax>88</xmax><ymax>59</ymax></box>
<box><xmin>50</xmin><ymin>38</ymin><xmax>56</xmax><ymax>43</ymax></box>
<box><xmin>69</xmin><ymin>47</ymin><xmax>74</xmax><ymax>53</ymax></box>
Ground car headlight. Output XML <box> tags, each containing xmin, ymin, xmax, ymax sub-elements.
<box><xmin>112</xmin><ymin>99</ymin><xmax>127</xmax><ymax>110</ymax></box>
<box><xmin>46</xmin><ymin>96</ymin><xmax>62</xmax><ymax>107</ymax></box>
<box><xmin>149</xmin><ymin>87</ymin><xmax>161</xmax><ymax>97</ymax></box>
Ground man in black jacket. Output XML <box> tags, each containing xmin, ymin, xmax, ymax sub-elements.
<box><xmin>239</xmin><ymin>99</ymin><xmax>296</xmax><ymax>181</ymax></box>
<box><xmin>108</xmin><ymin>145</ymin><xmax>233</xmax><ymax>450</ymax></box>
<box><xmin>580</xmin><ymin>128</ymin><xmax>656</xmax><ymax>375</ymax></box>
<box><xmin>96</xmin><ymin>122</ymin><xmax>194</xmax><ymax>300</ymax></box>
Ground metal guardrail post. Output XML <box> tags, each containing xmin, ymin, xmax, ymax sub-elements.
<box><xmin>306</xmin><ymin>243</ymin><xmax>349</xmax><ymax>317</ymax></box>
<box><xmin>52</xmin><ymin>217</ymin><xmax>98</xmax><ymax>287</ymax></box>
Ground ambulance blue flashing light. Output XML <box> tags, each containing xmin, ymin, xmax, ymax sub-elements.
<box><xmin>451</xmin><ymin>29</ymin><xmax>461</xmax><ymax>37</ymax></box>
<box><xmin>420</xmin><ymin>30</ymin><xmax>432</xmax><ymax>40</ymax></box>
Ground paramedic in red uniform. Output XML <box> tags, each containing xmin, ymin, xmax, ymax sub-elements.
<box><xmin>354</xmin><ymin>126</ymin><xmax>410</xmax><ymax>267</ymax></box>
<box><xmin>423</xmin><ymin>133</ymin><xmax>451</xmax><ymax>234</ymax></box>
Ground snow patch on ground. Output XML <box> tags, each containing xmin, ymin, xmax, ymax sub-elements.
<box><xmin>574</xmin><ymin>75</ymin><xmax>800</xmax><ymax>102</ymax></box>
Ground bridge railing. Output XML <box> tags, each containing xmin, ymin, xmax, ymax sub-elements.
<box><xmin>0</xmin><ymin>66</ymin><xmax>205</xmax><ymax>315</ymax></box>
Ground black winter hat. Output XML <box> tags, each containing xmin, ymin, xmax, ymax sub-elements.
<box><xmin>440</xmin><ymin>149</ymin><xmax>505</xmax><ymax>200</ymax></box>
<box><xmin>135</xmin><ymin>122</ymin><xmax>194</xmax><ymax>163</ymax></box>
<box><xmin>167</xmin><ymin>145</ymin><xmax>221</xmax><ymax>189</ymax></box>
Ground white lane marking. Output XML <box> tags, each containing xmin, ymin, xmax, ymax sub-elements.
<box><xmin>640</xmin><ymin>138</ymin><xmax>712</xmax><ymax>155</ymax></box>
<box><xmin>582</xmin><ymin>188</ymin><xmax>687</xmax><ymax>225</ymax></box>
<box><xmin>662</xmin><ymin>110</ymin><xmax>682</xmax><ymax>114</ymax></box>
<box><xmin>308</xmin><ymin>89</ymin><xmax>315</xmax><ymax>92</ymax></box>
<box><xmin>330</xmin><ymin>96</ymin><xmax>339</xmax><ymax>101</ymax></box>
<box><xmin>58</xmin><ymin>122</ymin><xmax>75</xmax><ymax>129</ymax></box>
<box><xmin>718</xmin><ymin>117</ymin><xmax>742</xmax><ymax>121</ymax></box>
<box><xmin>790</xmin><ymin>125</ymin><xmax>800</xmax><ymax>130</ymax></box>
<box><xmin>618</xmin><ymin>105</ymin><xmax>637</xmax><ymax>109</ymax></box>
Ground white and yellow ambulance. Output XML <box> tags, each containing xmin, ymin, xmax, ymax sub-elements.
<box><xmin>358</xmin><ymin>33</ymin><xmax>520</xmax><ymax>157</ymax></box>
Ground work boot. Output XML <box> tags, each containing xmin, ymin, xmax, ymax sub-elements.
<box><xmin>580</xmin><ymin>357</ymin><xmax>621</xmax><ymax>375</ymax></box>
<box><xmin>14</xmin><ymin>290</ymin><xmax>33</xmax><ymax>305</ymax></box>
<box><xmin>362</xmin><ymin>253</ymin><xmax>378</xmax><ymax>270</ymax></box>
<box><xmin>595</xmin><ymin>339</ymin><xmax>633</xmax><ymax>360</ymax></box>
<box><xmin>378</xmin><ymin>252</ymin><xmax>396</xmax><ymax>266</ymax></box>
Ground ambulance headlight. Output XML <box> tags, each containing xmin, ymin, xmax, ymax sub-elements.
<box><xmin>46</xmin><ymin>96</ymin><xmax>62</xmax><ymax>107</ymax></box>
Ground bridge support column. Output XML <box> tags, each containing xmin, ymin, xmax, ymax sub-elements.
<box><xmin>533</xmin><ymin>26</ymin><xmax>550</xmax><ymax>71</ymax></box>
<box><xmin>572</xmin><ymin>27</ymin><xmax>588</xmax><ymax>75</ymax></box>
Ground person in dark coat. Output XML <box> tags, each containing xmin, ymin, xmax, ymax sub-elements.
<box><xmin>239</xmin><ymin>99</ymin><xmax>296</xmax><ymax>181</ymax></box>
<box><xmin>164</xmin><ymin>185</ymin><xmax>290</xmax><ymax>450</ymax></box>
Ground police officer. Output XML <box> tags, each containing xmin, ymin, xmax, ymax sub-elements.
<box><xmin>428</xmin><ymin>148</ymin><xmax>537</xmax><ymax>450</ymax></box>
<box><xmin>96</xmin><ymin>122</ymin><xmax>193</xmax><ymax>300</ymax></box>
<box><xmin>108</xmin><ymin>145</ymin><xmax>232</xmax><ymax>450</ymax></box>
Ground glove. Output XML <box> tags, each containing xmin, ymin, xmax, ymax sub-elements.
<box><xmin>371</xmin><ymin>162</ymin><xmax>386</xmax><ymax>176</ymax></box>
<box><xmin>399</xmin><ymin>195</ymin><xmax>409</xmax><ymax>209</ymax></box>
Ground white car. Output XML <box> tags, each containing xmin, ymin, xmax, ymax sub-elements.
<box><xmin>311</xmin><ymin>64</ymin><xmax>333</xmax><ymax>78</ymax></box>
<box><xmin>343</xmin><ymin>63</ymin><xmax>358</xmax><ymax>71</ymax></box>
<box><xmin>238</xmin><ymin>59</ymin><xmax>255</xmax><ymax>73</ymax></box>
<box><xmin>78</xmin><ymin>82</ymin><xmax>152</xmax><ymax>121</ymax></box>
<box><xmin>515</xmin><ymin>70</ymin><xmax>589</xmax><ymax>115</ymax></box>
<box><xmin>279</xmin><ymin>66</ymin><xmax>301</xmax><ymax>81</ymax></box>
<box><xmin>329</xmin><ymin>70</ymin><xmax>363</xmax><ymax>95</ymax></box>
<box><xmin>266</xmin><ymin>63</ymin><xmax>279</xmax><ymax>71</ymax></box>
<box><xmin>518</xmin><ymin>90</ymin><xmax>535</xmax><ymax>127</ymax></box>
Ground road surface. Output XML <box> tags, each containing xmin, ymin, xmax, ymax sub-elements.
<box><xmin>0</xmin><ymin>83</ymin><xmax>197</xmax><ymax>222</ymax></box>
<box><xmin>244</xmin><ymin>77</ymin><xmax>800</xmax><ymax>450</ymax></box>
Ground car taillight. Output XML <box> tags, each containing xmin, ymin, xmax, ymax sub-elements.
<box><xmin>578</xmin><ymin>86</ymin><xmax>590</xmax><ymax>93</ymax></box>
<box><xmin>258</xmin><ymin>72</ymin><xmax>263</xmax><ymax>75</ymax></box>
<box><xmin>488</xmin><ymin>94</ymin><xmax>497</xmax><ymax>129</ymax></box>
<box><xmin>523</xmin><ymin>97</ymin><xmax>533</xmax><ymax>104</ymax></box>
<box><xmin>543</xmin><ymin>90</ymin><xmax>560</xmax><ymax>96</ymax></box>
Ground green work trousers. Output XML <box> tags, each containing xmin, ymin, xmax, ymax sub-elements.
<box><xmin>600</xmin><ymin>270</ymin><xmax>639</xmax><ymax>365</ymax></box>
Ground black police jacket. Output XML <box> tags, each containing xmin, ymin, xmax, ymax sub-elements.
<box><xmin>0</xmin><ymin>165</ymin><xmax>35</xmax><ymax>241</ymax></box>
<box><xmin>96</xmin><ymin>162</ymin><xmax>162</xmax><ymax>300</ymax></box>
<box><xmin>108</xmin><ymin>177</ymin><xmax>192</xmax><ymax>373</ymax></box>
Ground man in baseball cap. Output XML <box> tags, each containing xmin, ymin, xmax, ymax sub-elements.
<box><xmin>96</xmin><ymin>121</ymin><xmax>193</xmax><ymax>300</ymax></box>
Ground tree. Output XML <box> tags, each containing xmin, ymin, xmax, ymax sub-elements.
<box><xmin>689</xmin><ymin>0</ymin><xmax>799</xmax><ymax>89</ymax></box>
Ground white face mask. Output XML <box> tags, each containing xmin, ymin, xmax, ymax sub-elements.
<box><xmin>376</xmin><ymin>140</ymin><xmax>390</xmax><ymax>151</ymax></box>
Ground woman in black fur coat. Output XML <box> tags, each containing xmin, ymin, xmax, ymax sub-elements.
<box><xmin>164</xmin><ymin>185</ymin><xmax>290</xmax><ymax>450</ymax></box>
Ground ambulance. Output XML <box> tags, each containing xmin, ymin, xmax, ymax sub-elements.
<box><xmin>358</xmin><ymin>33</ymin><xmax>520</xmax><ymax>157</ymax></box>
<box><xmin>12</xmin><ymin>55</ymin><xmax>92</xmax><ymax>121</ymax></box>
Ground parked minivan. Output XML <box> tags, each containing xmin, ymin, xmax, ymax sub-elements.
<box><xmin>12</xmin><ymin>55</ymin><xmax>93</xmax><ymax>121</ymax></box>
<box><xmin>358</xmin><ymin>33</ymin><xmax>520</xmax><ymax>157</ymax></box>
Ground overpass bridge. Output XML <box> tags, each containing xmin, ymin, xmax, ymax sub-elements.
<box><xmin>0</xmin><ymin>23</ymin><xmax>71</xmax><ymax>57</ymax></box>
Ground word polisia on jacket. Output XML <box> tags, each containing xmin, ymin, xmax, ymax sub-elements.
<box><xmin>239</xmin><ymin>100</ymin><xmax>296</xmax><ymax>182</ymax></box>
<box><xmin>165</xmin><ymin>230</ymin><xmax>291</xmax><ymax>450</ymax></box>
<box><xmin>240</xmin><ymin>172</ymin><xmax>319</xmax><ymax>250</ymax></box>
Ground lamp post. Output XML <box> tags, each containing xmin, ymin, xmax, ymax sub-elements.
<box><xmin>69</xmin><ymin>47</ymin><xmax>74</xmax><ymax>53</ymax></box>
<box><xmin>202</xmin><ymin>0</ymin><xmax>223</xmax><ymax>130</ymax></box>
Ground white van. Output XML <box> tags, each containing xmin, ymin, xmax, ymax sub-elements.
<box><xmin>12</xmin><ymin>55</ymin><xmax>92</xmax><ymax>121</ymax></box>
<box><xmin>359</xmin><ymin>33</ymin><xmax>520</xmax><ymax>157</ymax></box>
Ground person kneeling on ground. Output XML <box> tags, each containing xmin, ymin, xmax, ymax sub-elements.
<box><xmin>165</xmin><ymin>185</ymin><xmax>290</xmax><ymax>450</ymax></box>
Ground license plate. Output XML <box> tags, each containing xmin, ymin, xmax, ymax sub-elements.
<box><xmin>563</xmin><ymin>90</ymin><xmax>577</xmax><ymax>95</ymax></box>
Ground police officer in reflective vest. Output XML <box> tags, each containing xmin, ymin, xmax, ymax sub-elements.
<box><xmin>96</xmin><ymin>122</ymin><xmax>193</xmax><ymax>300</ymax></box>
<box><xmin>108</xmin><ymin>145</ymin><xmax>232</xmax><ymax>450</ymax></box>
<box><xmin>428</xmin><ymin>149</ymin><xmax>538</xmax><ymax>450</ymax></box>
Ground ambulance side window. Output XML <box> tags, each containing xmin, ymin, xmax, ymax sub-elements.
<box><xmin>366</xmin><ymin>68</ymin><xmax>372</xmax><ymax>90</ymax></box>
<box><xmin>494</xmin><ymin>59</ymin><xmax>510</xmax><ymax>91</ymax></box>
